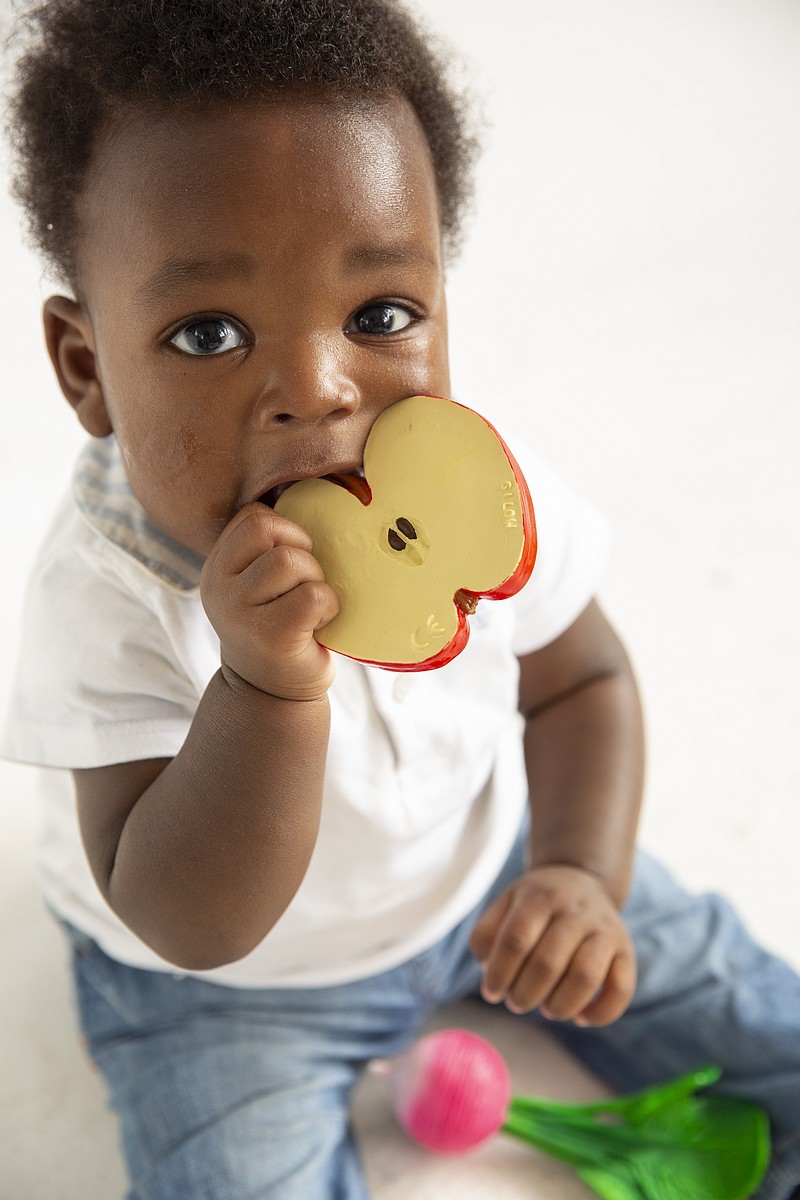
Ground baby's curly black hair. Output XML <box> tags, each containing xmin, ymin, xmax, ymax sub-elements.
<box><xmin>6</xmin><ymin>0</ymin><xmax>479</xmax><ymax>288</ymax></box>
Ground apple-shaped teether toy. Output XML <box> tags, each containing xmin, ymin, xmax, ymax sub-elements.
<box><xmin>385</xmin><ymin>1029</ymin><xmax>771</xmax><ymax>1200</ymax></box>
<box><xmin>274</xmin><ymin>395</ymin><xmax>536</xmax><ymax>670</ymax></box>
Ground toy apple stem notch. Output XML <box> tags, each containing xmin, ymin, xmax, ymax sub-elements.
<box><xmin>385</xmin><ymin>1030</ymin><xmax>771</xmax><ymax>1200</ymax></box>
<box><xmin>274</xmin><ymin>395</ymin><xmax>537</xmax><ymax>671</ymax></box>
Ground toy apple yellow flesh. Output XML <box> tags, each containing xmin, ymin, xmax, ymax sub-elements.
<box><xmin>274</xmin><ymin>395</ymin><xmax>537</xmax><ymax>670</ymax></box>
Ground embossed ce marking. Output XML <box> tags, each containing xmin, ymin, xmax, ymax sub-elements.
<box><xmin>410</xmin><ymin>613</ymin><xmax>447</xmax><ymax>650</ymax></box>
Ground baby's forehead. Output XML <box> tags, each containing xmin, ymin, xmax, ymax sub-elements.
<box><xmin>76</xmin><ymin>94</ymin><xmax>444</xmax><ymax>297</ymax></box>
<box><xmin>92</xmin><ymin>93</ymin><xmax>433</xmax><ymax>197</ymax></box>
<box><xmin>86</xmin><ymin>94</ymin><xmax>438</xmax><ymax>230</ymax></box>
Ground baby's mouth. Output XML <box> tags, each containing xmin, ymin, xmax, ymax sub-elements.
<box><xmin>260</xmin><ymin>467</ymin><xmax>371</xmax><ymax>509</ymax></box>
<box><xmin>260</xmin><ymin>481</ymin><xmax>295</xmax><ymax>508</ymax></box>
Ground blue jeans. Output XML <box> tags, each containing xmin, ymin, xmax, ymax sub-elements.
<box><xmin>65</xmin><ymin>833</ymin><xmax>800</xmax><ymax>1200</ymax></box>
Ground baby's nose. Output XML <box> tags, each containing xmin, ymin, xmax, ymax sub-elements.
<box><xmin>255</xmin><ymin>334</ymin><xmax>360</xmax><ymax>426</ymax></box>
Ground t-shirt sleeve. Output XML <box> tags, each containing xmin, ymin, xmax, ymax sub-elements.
<box><xmin>1</xmin><ymin>536</ymin><xmax>202</xmax><ymax>770</ymax></box>
<box><xmin>508</xmin><ymin>446</ymin><xmax>612</xmax><ymax>656</ymax></box>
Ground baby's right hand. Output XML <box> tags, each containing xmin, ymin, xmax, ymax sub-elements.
<box><xmin>201</xmin><ymin>503</ymin><xmax>340</xmax><ymax>701</ymax></box>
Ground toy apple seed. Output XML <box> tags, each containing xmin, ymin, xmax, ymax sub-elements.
<box><xmin>385</xmin><ymin>1029</ymin><xmax>771</xmax><ymax>1200</ymax></box>
<box><xmin>274</xmin><ymin>395</ymin><xmax>537</xmax><ymax>670</ymax></box>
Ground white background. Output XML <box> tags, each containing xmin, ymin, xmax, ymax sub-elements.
<box><xmin>1</xmin><ymin>0</ymin><xmax>799</xmax><ymax>1194</ymax></box>
<box><xmin>427</xmin><ymin>0</ymin><xmax>800</xmax><ymax>965</ymax></box>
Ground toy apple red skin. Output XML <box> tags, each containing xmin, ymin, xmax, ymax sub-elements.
<box><xmin>275</xmin><ymin>395</ymin><xmax>537</xmax><ymax>671</ymax></box>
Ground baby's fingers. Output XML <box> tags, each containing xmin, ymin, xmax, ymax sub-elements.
<box><xmin>235</xmin><ymin>543</ymin><xmax>328</xmax><ymax>609</ymax></box>
<box><xmin>471</xmin><ymin>893</ymin><xmax>551</xmax><ymax>1004</ymax></box>
<box><xmin>533</xmin><ymin>933</ymin><xmax>620</xmax><ymax>1021</ymax></box>
<box><xmin>206</xmin><ymin>504</ymin><xmax>313</xmax><ymax>581</ymax></box>
<box><xmin>573</xmin><ymin>950</ymin><xmax>637</xmax><ymax>1027</ymax></box>
<box><xmin>468</xmin><ymin>891</ymin><xmax>512</xmax><ymax>966</ymax></box>
<box><xmin>501</xmin><ymin>916</ymin><xmax>590</xmax><ymax>1013</ymax></box>
<box><xmin>263</xmin><ymin>579</ymin><xmax>340</xmax><ymax>645</ymax></box>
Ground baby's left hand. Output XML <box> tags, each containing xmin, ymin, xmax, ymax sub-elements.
<box><xmin>469</xmin><ymin>865</ymin><xmax>637</xmax><ymax>1026</ymax></box>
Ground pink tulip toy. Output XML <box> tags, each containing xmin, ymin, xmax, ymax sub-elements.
<box><xmin>387</xmin><ymin>1028</ymin><xmax>511</xmax><ymax>1153</ymax></box>
<box><xmin>384</xmin><ymin>1028</ymin><xmax>771</xmax><ymax>1200</ymax></box>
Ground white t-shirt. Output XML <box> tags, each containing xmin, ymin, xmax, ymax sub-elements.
<box><xmin>1</xmin><ymin>425</ymin><xmax>610</xmax><ymax>988</ymax></box>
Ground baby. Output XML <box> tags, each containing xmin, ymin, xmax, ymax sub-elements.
<box><xmin>3</xmin><ymin>1</ymin><xmax>799</xmax><ymax>1197</ymax></box>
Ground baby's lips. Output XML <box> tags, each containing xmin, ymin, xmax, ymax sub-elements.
<box><xmin>259</xmin><ymin>481</ymin><xmax>295</xmax><ymax>509</ymax></box>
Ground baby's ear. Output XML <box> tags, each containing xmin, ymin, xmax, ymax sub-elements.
<box><xmin>42</xmin><ymin>295</ymin><xmax>113</xmax><ymax>438</ymax></box>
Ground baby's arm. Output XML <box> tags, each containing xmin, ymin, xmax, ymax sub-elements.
<box><xmin>469</xmin><ymin>600</ymin><xmax>645</xmax><ymax>1025</ymax></box>
<box><xmin>74</xmin><ymin>504</ymin><xmax>339</xmax><ymax>971</ymax></box>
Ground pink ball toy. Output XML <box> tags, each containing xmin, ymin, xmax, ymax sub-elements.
<box><xmin>387</xmin><ymin>1029</ymin><xmax>511</xmax><ymax>1154</ymax></box>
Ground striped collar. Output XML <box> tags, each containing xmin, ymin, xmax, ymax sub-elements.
<box><xmin>72</xmin><ymin>436</ymin><xmax>205</xmax><ymax>592</ymax></box>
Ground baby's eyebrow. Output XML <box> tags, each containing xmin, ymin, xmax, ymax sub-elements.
<box><xmin>345</xmin><ymin>243</ymin><xmax>440</xmax><ymax>274</ymax></box>
<box><xmin>136</xmin><ymin>252</ymin><xmax>256</xmax><ymax>306</ymax></box>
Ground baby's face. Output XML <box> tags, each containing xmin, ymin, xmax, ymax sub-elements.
<box><xmin>68</xmin><ymin>94</ymin><xmax>450</xmax><ymax>555</ymax></box>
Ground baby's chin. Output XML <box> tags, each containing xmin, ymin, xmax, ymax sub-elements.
<box><xmin>187</xmin><ymin>515</ymin><xmax>235</xmax><ymax>557</ymax></box>
<box><xmin>141</xmin><ymin>503</ymin><xmax>228</xmax><ymax>560</ymax></box>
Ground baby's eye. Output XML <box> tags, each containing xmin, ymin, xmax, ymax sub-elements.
<box><xmin>347</xmin><ymin>304</ymin><xmax>415</xmax><ymax>336</ymax></box>
<box><xmin>169</xmin><ymin>318</ymin><xmax>245</xmax><ymax>356</ymax></box>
